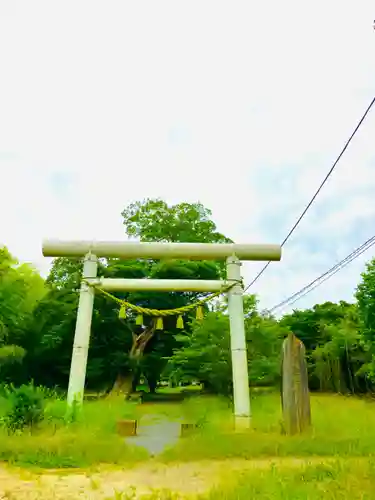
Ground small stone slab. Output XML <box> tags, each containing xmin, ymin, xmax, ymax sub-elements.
<box><xmin>180</xmin><ymin>423</ymin><xmax>198</xmax><ymax>437</ymax></box>
<box><xmin>117</xmin><ymin>419</ymin><xmax>137</xmax><ymax>436</ymax></box>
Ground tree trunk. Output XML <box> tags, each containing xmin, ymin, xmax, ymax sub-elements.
<box><xmin>132</xmin><ymin>371</ymin><xmax>141</xmax><ymax>393</ymax></box>
<box><xmin>111</xmin><ymin>373</ymin><xmax>133</xmax><ymax>396</ymax></box>
<box><xmin>129</xmin><ymin>323</ymin><xmax>156</xmax><ymax>360</ymax></box>
<box><xmin>110</xmin><ymin>322</ymin><xmax>156</xmax><ymax>398</ymax></box>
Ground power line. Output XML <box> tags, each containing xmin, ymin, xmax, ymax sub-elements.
<box><xmin>270</xmin><ymin>239</ymin><xmax>375</xmax><ymax>313</ymax></box>
<box><xmin>267</xmin><ymin>235</ymin><xmax>375</xmax><ymax>314</ymax></box>
<box><xmin>269</xmin><ymin>235</ymin><xmax>375</xmax><ymax>311</ymax></box>
<box><xmin>244</xmin><ymin>95</ymin><xmax>375</xmax><ymax>293</ymax></box>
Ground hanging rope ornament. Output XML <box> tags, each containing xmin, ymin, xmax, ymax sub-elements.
<box><xmin>87</xmin><ymin>279</ymin><xmax>238</xmax><ymax>333</ymax></box>
<box><xmin>196</xmin><ymin>305</ymin><xmax>204</xmax><ymax>321</ymax></box>
<box><xmin>118</xmin><ymin>304</ymin><xmax>127</xmax><ymax>319</ymax></box>
<box><xmin>156</xmin><ymin>317</ymin><xmax>164</xmax><ymax>330</ymax></box>
<box><xmin>176</xmin><ymin>315</ymin><xmax>184</xmax><ymax>329</ymax></box>
<box><xmin>118</xmin><ymin>302</ymin><xmax>206</xmax><ymax>328</ymax></box>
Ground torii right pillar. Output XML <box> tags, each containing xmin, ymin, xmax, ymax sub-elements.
<box><xmin>227</xmin><ymin>255</ymin><xmax>251</xmax><ymax>430</ymax></box>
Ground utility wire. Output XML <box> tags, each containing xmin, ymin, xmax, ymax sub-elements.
<box><xmin>269</xmin><ymin>235</ymin><xmax>375</xmax><ymax>311</ymax></box>
<box><xmin>244</xmin><ymin>96</ymin><xmax>375</xmax><ymax>293</ymax></box>
<box><xmin>267</xmin><ymin>235</ymin><xmax>375</xmax><ymax>314</ymax></box>
<box><xmin>270</xmin><ymin>239</ymin><xmax>375</xmax><ymax>313</ymax></box>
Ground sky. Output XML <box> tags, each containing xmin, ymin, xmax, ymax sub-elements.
<box><xmin>0</xmin><ymin>0</ymin><xmax>374</xmax><ymax>315</ymax></box>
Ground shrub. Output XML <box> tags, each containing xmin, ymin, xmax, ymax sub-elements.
<box><xmin>3</xmin><ymin>384</ymin><xmax>45</xmax><ymax>432</ymax></box>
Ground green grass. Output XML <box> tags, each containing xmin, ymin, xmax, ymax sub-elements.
<box><xmin>1</xmin><ymin>390</ymin><xmax>375</xmax><ymax>469</ymax></box>
<box><xmin>0</xmin><ymin>394</ymin><xmax>147</xmax><ymax>468</ymax></box>
<box><xmin>162</xmin><ymin>392</ymin><xmax>375</xmax><ymax>461</ymax></box>
<box><xmin>203</xmin><ymin>459</ymin><xmax>375</xmax><ymax>499</ymax></box>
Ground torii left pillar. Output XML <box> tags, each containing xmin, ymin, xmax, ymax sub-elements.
<box><xmin>67</xmin><ymin>253</ymin><xmax>98</xmax><ymax>407</ymax></box>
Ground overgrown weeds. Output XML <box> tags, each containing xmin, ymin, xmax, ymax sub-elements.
<box><xmin>203</xmin><ymin>459</ymin><xmax>375</xmax><ymax>499</ymax></box>
<box><xmin>161</xmin><ymin>392</ymin><xmax>375</xmax><ymax>461</ymax></box>
<box><xmin>0</xmin><ymin>384</ymin><xmax>146</xmax><ymax>468</ymax></box>
<box><xmin>1</xmin><ymin>389</ymin><xmax>375</xmax><ymax>469</ymax></box>
<box><xmin>2</xmin><ymin>384</ymin><xmax>45</xmax><ymax>433</ymax></box>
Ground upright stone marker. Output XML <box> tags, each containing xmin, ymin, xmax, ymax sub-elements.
<box><xmin>281</xmin><ymin>333</ymin><xmax>311</xmax><ymax>435</ymax></box>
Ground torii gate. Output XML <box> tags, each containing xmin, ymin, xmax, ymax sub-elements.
<box><xmin>42</xmin><ymin>240</ymin><xmax>281</xmax><ymax>430</ymax></box>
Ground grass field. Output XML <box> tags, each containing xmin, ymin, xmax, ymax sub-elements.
<box><xmin>204</xmin><ymin>459</ymin><xmax>375</xmax><ymax>499</ymax></box>
<box><xmin>1</xmin><ymin>389</ymin><xmax>375</xmax><ymax>497</ymax></box>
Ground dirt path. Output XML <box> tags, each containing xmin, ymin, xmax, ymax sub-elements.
<box><xmin>0</xmin><ymin>457</ymin><xmax>342</xmax><ymax>499</ymax></box>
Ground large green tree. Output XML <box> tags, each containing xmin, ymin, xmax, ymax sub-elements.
<box><xmin>0</xmin><ymin>247</ymin><xmax>46</xmax><ymax>384</ymax></box>
<box><xmin>121</xmin><ymin>199</ymin><xmax>231</xmax><ymax>245</ymax></box>
<box><xmin>356</xmin><ymin>258</ymin><xmax>375</xmax><ymax>382</ymax></box>
<box><xmin>115</xmin><ymin>198</ymin><xmax>232</xmax><ymax>395</ymax></box>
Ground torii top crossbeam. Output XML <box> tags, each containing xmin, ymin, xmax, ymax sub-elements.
<box><xmin>42</xmin><ymin>240</ymin><xmax>282</xmax><ymax>261</ymax></box>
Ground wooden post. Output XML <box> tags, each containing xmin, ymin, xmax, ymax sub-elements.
<box><xmin>117</xmin><ymin>419</ymin><xmax>137</xmax><ymax>436</ymax></box>
<box><xmin>180</xmin><ymin>423</ymin><xmax>198</xmax><ymax>437</ymax></box>
<box><xmin>281</xmin><ymin>334</ymin><xmax>311</xmax><ymax>435</ymax></box>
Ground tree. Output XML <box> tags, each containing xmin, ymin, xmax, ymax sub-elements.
<box><xmin>280</xmin><ymin>301</ymin><xmax>358</xmax><ymax>390</ymax></box>
<box><xmin>122</xmin><ymin>199</ymin><xmax>232</xmax><ymax>245</ymax></box>
<box><xmin>312</xmin><ymin>316</ymin><xmax>364</xmax><ymax>393</ymax></box>
<box><xmin>0</xmin><ymin>247</ymin><xmax>46</xmax><ymax>384</ymax></box>
<box><xmin>114</xmin><ymin>198</ymin><xmax>232</xmax><ymax>395</ymax></box>
<box><xmin>33</xmin><ymin>258</ymin><xmax>134</xmax><ymax>391</ymax></box>
<box><xmin>356</xmin><ymin>258</ymin><xmax>375</xmax><ymax>382</ymax></box>
<box><xmin>246</xmin><ymin>314</ymin><xmax>286</xmax><ymax>387</ymax></box>
<box><xmin>166</xmin><ymin>295</ymin><xmax>286</xmax><ymax>395</ymax></box>
<box><xmin>46</xmin><ymin>257</ymin><xmax>84</xmax><ymax>290</ymax></box>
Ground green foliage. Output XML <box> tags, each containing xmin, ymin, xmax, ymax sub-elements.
<box><xmin>312</xmin><ymin>317</ymin><xmax>363</xmax><ymax>392</ymax></box>
<box><xmin>121</xmin><ymin>198</ymin><xmax>231</xmax><ymax>244</ymax></box>
<box><xmin>46</xmin><ymin>256</ymin><xmax>83</xmax><ymax>289</ymax></box>
<box><xmin>356</xmin><ymin>258</ymin><xmax>375</xmax><ymax>381</ymax></box>
<box><xmin>0</xmin><ymin>247</ymin><xmax>46</xmax><ymax>337</ymax></box>
<box><xmin>167</xmin><ymin>304</ymin><xmax>285</xmax><ymax>395</ymax></box>
<box><xmin>0</xmin><ymin>345</ymin><xmax>26</xmax><ymax>366</ymax></box>
<box><xmin>3</xmin><ymin>384</ymin><xmax>44</xmax><ymax>432</ymax></box>
<box><xmin>167</xmin><ymin>312</ymin><xmax>232</xmax><ymax>395</ymax></box>
<box><xmin>280</xmin><ymin>301</ymin><xmax>366</xmax><ymax>392</ymax></box>
<box><xmin>0</xmin><ymin>246</ymin><xmax>47</xmax><ymax>385</ymax></box>
<box><xmin>246</xmin><ymin>313</ymin><xmax>286</xmax><ymax>386</ymax></box>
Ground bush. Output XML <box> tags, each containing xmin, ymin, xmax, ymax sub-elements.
<box><xmin>2</xmin><ymin>384</ymin><xmax>45</xmax><ymax>432</ymax></box>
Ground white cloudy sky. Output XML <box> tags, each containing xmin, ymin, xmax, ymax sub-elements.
<box><xmin>0</xmin><ymin>0</ymin><xmax>374</xmax><ymax>315</ymax></box>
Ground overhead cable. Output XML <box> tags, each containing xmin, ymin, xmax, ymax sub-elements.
<box><xmin>244</xmin><ymin>96</ymin><xmax>375</xmax><ymax>293</ymax></box>
<box><xmin>267</xmin><ymin>235</ymin><xmax>375</xmax><ymax>313</ymax></box>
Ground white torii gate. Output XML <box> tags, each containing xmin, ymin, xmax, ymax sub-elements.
<box><xmin>42</xmin><ymin>240</ymin><xmax>281</xmax><ymax>430</ymax></box>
